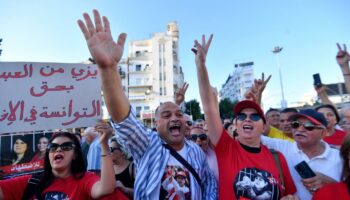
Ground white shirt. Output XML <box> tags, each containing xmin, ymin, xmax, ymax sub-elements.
<box><xmin>261</xmin><ymin>136</ymin><xmax>342</xmax><ymax>200</ymax></box>
<box><xmin>150</xmin><ymin>145</ymin><xmax>193</xmax><ymax>200</ymax></box>
<box><xmin>206</xmin><ymin>147</ymin><xmax>219</xmax><ymax>181</ymax></box>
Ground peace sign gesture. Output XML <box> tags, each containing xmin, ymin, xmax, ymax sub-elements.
<box><xmin>175</xmin><ymin>82</ymin><xmax>189</xmax><ymax>105</ymax></box>
<box><xmin>192</xmin><ymin>34</ymin><xmax>213</xmax><ymax>67</ymax></box>
<box><xmin>336</xmin><ymin>43</ymin><xmax>350</xmax><ymax>68</ymax></box>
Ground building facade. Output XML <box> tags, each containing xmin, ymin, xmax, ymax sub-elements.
<box><xmin>114</xmin><ymin>22</ymin><xmax>184</xmax><ymax>127</ymax></box>
<box><xmin>220</xmin><ymin>62</ymin><xmax>254</xmax><ymax>102</ymax></box>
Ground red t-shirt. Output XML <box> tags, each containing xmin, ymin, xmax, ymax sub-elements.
<box><xmin>215</xmin><ymin>129</ymin><xmax>296</xmax><ymax>200</ymax></box>
<box><xmin>0</xmin><ymin>172</ymin><xmax>99</xmax><ymax>199</ymax></box>
<box><xmin>323</xmin><ymin>129</ymin><xmax>347</xmax><ymax>147</ymax></box>
<box><xmin>312</xmin><ymin>182</ymin><xmax>350</xmax><ymax>200</ymax></box>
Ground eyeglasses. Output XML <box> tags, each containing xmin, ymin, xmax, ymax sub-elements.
<box><xmin>291</xmin><ymin>121</ymin><xmax>324</xmax><ymax>131</ymax></box>
<box><xmin>186</xmin><ymin>121</ymin><xmax>193</xmax><ymax>126</ymax></box>
<box><xmin>110</xmin><ymin>147</ymin><xmax>121</xmax><ymax>153</ymax></box>
<box><xmin>236</xmin><ymin>113</ymin><xmax>262</xmax><ymax>122</ymax></box>
<box><xmin>47</xmin><ymin>142</ymin><xmax>75</xmax><ymax>153</ymax></box>
<box><xmin>190</xmin><ymin>133</ymin><xmax>207</xmax><ymax>141</ymax></box>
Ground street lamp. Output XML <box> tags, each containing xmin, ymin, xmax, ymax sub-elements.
<box><xmin>0</xmin><ymin>38</ymin><xmax>3</xmax><ymax>57</ymax></box>
<box><xmin>272</xmin><ymin>46</ymin><xmax>287</xmax><ymax>108</ymax></box>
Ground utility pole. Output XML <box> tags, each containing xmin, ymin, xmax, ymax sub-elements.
<box><xmin>0</xmin><ymin>38</ymin><xmax>3</xmax><ymax>57</ymax></box>
<box><xmin>272</xmin><ymin>46</ymin><xmax>287</xmax><ymax>108</ymax></box>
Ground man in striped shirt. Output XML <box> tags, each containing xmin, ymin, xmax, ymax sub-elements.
<box><xmin>78</xmin><ymin>10</ymin><xmax>217</xmax><ymax>200</ymax></box>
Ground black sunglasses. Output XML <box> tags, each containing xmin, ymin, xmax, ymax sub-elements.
<box><xmin>186</xmin><ymin>121</ymin><xmax>193</xmax><ymax>126</ymax></box>
<box><xmin>190</xmin><ymin>133</ymin><xmax>207</xmax><ymax>141</ymax></box>
<box><xmin>110</xmin><ymin>147</ymin><xmax>122</xmax><ymax>153</ymax></box>
<box><xmin>47</xmin><ymin>142</ymin><xmax>75</xmax><ymax>153</ymax></box>
<box><xmin>291</xmin><ymin>121</ymin><xmax>324</xmax><ymax>131</ymax></box>
<box><xmin>237</xmin><ymin>113</ymin><xmax>262</xmax><ymax>122</ymax></box>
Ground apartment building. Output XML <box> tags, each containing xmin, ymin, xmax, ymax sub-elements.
<box><xmin>115</xmin><ymin>22</ymin><xmax>184</xmax><ymax>127</ymax></box>
<box><xmin>220</xmin><ymin>62</ymin><xmax>254</xmax><ymax>102</ymax></box>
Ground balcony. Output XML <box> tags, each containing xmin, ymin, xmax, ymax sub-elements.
<box><xmin>129</xmin><ymin>94</ymin><xmax>154</xmax><ymax>101</ymax></box>
<box><xmin>129</xmin><ymin>68</ymin><xmax>152</xmax><ymax>74</ymax></box>
<box><xmin>131</xmin><ymin>51</ymin><xmax>152</xmax><ymax>60</ymax></box>
<box><xmin>129</xmin><ymin>81</ymin><xmax>153</xmax><ymax>88</ymax></box>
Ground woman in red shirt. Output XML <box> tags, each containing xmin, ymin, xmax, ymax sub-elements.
<box><xmin>316</xmin><ymin>104</ymin><xmax>347</xmax><ymax>148</ymax></box>
<box><xmin>0</xmin><ymin>127</ymin><xmax>116</xmax><ymax>200</ymax></box>
<box><xmin>313</xmin><ymin>134</ymin><xmax>350</xmax><ymax>199</ymax></box>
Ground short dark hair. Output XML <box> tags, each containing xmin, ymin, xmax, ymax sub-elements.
<box><xmin>280</xmin><ymin>108</ymin><xmax>298</xmax><ymax>114</ymax></box>
<box><xmin>265</xmin><ymin>108</ymin><xmax>280</xmax><ymax>116</ymax></box>
<box><xmin>315</xmin><ymin>104</ymin><xmax>341</xmax><ymax>123</ymax></box>
<box><xmin>224</xmin><ymin>122</ymin><xmax>232</xmax><ymax>131</ymax></box>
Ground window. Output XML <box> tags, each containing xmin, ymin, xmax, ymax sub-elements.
<box><xmin>160</xmin><ymin>87</ymin><xmax>163</xmax><ymax>95</ymax></box>
<box><xmin>136</xmin><ymin>78</ymin><xmax>142</xmax><ymax>85</ymax></box>
<box><xmin>136</xmin><ymin>106</ymin><xmax>142</xmax><ymax>117</ymax></box>
<box><xmin>136</xmin><ymin>64</ymin><xmax>142</xmax><ymax>71</ymax></box>
<box><xmin>135</xmin><ymin>51</ymin><xmax>141</xmax><ymax>57</ymax></box>
<box><xmin>144</xmin><ymin>106</ymin><xmax>150</xmax><ymax>110</ymax></box>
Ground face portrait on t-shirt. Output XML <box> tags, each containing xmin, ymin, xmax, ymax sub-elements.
<box><xmin>44</xmin><ymin>191</ymin><xmax>69</xmax><ymax>200</ymax></box>
<box><xmin>234</xmin><ymin>167</ymin><xmax>280</xmax><ymax>200</ymax></box>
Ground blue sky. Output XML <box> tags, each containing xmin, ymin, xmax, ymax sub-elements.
<box><xmin>1</xmin><ymin>0</ymin><xmax>349</xmax><ymax>111</ymax></box>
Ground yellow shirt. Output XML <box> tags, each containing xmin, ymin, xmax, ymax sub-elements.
<box><xmin>268</xmin><ymin>126</ymin><xmax>294</xmax><ymax>142</ymax></box>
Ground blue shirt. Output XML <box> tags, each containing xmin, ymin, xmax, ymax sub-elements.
<box><xmin>111</xmin><ymin>108</ymin><xmax>218</xmax><ymax>200</ymax></box>
<box><xmin>87</xmin><ymin>136</ymin><xmax>101</xmax><ymax>171</ymax></box>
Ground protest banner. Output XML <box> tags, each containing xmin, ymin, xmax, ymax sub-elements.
<box><xmin>0</xmin><ymin>62</ymin><xmax>102</xmax><ymax>134</ymax></box>
<box><xmin>0</xmin><ymin>62</ymin><xmax>102</xmax><ymax>178</ymax></box>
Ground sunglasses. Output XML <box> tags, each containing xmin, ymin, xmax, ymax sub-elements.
<box><xmin>110</xmin><ymin>147</ymin><xmax>122</xmax><ymax>153</ymax></box>
<box><xmin>291</xmin><ymin>121</ymin><xmax>324</xmax><ymax>131</ymax></box>
<box><xmin>236</xmin><ymin>113</ymin><xmax>262</xmax><ymax>122</ymax></box>
<box><xmin>47</xmin><ymin>142</ymin><xmax>75</xmax><ymax>153</ymax></box>
<box><xmin>186</xmin><ymin>121</ymin><xmax>193</xmax><ymax>126</ymax></box>
<box><xmin>190</xmin><ymin>133</ymin><xmax>207</xmax><ymax>141</ymax></box>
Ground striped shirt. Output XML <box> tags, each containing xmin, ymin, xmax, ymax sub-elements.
<box><xmin>111</xmin><ymin>108</ymin><xmax>218</xmax><ymax>200</ymax></box>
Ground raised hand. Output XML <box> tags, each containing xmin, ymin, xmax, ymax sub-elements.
<box><xmin>175</xmin><ymin>82</ymin><xmax>189</xmax><ymax>105</ymax></box>
<box><xmin>314</xmin><ymin>84</ymin><xmax>326</xmax><ymax>94</ymax></box>
<box><xmin>95</xmin><ymin>119</ymin><xmax>114</xmax><ymax>145</ymax></box>
<box><xmin>336</xmin><ymin>43</ymin><xmax>350</xmax><ymax>67</ymax></box>
<box><xmin>192</xmin><ymin>34</ymin><xmax>213</xmax><ymax>67</ymax></box>
<box><xmin>245</xmin><ymin>73</ymin><xmax>271</xmax><ymax>105</ymax></box>
<box><xmin>78</xmin><ymin>10</ymin><xmax>127</xmax><ymax>69</ymax></box>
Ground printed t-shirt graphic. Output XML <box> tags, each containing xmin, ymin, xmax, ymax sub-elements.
<box><xmin>234</xmin><ymin>168</ymin><xmax>280</xmax><ymax>200</ymax></box>
<box><xmin>160</xmin><ymin>165</ymin><xmax>191</xmax><ymax>200</ymax></box>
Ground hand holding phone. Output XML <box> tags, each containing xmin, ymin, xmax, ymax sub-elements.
<box><xmin>313</xmin><ymin>73</ymin><xmax>322</xmax><ymax>88</ymax></box>
<box><xmin>295</xmin><ymin>161</ymin><xmax>316</xmax><ymax>179</ymax></box>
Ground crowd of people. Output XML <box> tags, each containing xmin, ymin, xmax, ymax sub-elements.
<box><xmin>0</xmin><ymin>9</ymin><xmax>350</xmax><ymax>200</ymax></box>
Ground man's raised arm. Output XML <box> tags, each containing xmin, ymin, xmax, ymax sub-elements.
<box><xmin>78</xmin><ymin>10</ymin><xmax>130</xmax><ymax>122</ymax></box>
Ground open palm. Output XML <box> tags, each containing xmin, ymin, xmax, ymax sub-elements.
<box><xmin>78</xmin><ymin>10</ymin><xmax>126</xmax><ymax>68</ymax></box>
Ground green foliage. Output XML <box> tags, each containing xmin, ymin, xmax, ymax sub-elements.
<box><xmin>219</xmin><ymin>98</ymin><xmax>237</xmax><ymax>120</ymax></box>
<box><xmin>185</xmin><ymin>99</ymin><xmax>203</xmax><ymax>120</ymax></box>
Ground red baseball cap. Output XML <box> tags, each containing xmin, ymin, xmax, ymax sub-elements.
<box><xmin>233</xmin><ymin>100</ymin><xmax>266</xmax><ymax>123</ymax></box>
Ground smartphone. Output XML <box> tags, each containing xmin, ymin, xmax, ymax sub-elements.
<box><xmin>313</xmin><ymin>73</ymin><xmax>322</xmax><ymax>88</ymax></box>
<box><xmin>294</xmin><ymin>161</ymin><xmax>316</xmax><ymax>179</ymax></box>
